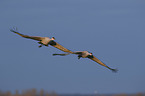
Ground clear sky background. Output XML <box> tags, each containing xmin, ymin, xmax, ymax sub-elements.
<box><xmin>0</xmin><ymin>0</ymin><xmax>145</xmax><ymax>94</ymax></box>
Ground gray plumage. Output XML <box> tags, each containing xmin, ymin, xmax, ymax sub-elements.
<box><xmin>53</xmin><ymin>51</ymin><xmax>118</xmax><ymax>72</ymax></box>
<box><xmin>10</xmin><ymin>28</ymin><xmax>73</xmax><ymax>54</ymax></box>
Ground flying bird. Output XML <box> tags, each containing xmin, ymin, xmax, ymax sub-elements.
<box><xmin>53</xmin><ymin>51</ymin><xmax>118</xmax><ymax>72</ymax></box>
<box><xmin>10</xmin><ymin>27</ymin><xmax>73</xmax><ymax>54</ymax></box>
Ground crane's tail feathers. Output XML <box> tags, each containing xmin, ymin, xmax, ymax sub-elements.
<box><xmin>53</xmin><ymin>53</ymin><xmax>70</xmax><ymax>56</ymax></box>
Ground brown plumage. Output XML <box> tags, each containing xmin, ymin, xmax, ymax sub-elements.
<box><xmin>53</xmin><ymin>51</ymin><xmax>117</xmax><ymax>72</ymax></box>
<box><xmin>89</xmin><ymin>56</ymin><xmax>117</xmax><ymax>72</ymax></box>
<box><xmin>10</xmin><ymin>28</ymin><xmax>73</xmax><ymax>54</ymax></box>
<box><xmin>49</xmin><ymin>41</ymin><xmax>73</xmax><ymax>53</ymax></box>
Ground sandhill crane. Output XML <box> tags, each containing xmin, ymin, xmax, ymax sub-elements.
<box><xmin>10</xmin><ymin>28</ymin><xmax>73</xmax><ymax>54</ymax></box>
<box><xmin>53</xmin><ymin>51</ymin><xmax>117</xmax><ymax>72</ymax></box>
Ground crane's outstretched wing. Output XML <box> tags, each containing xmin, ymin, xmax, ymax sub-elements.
<box><xmin>52</xmin><ymin>51</ymin><xmax>83</xmax><ymax>56</ymax></box>
<box><xmin>88</xmin><ymin>56</ymin><xmax>118</xmax><ymax>72</ymax></box>
<box><xmin>49</xmin><ymin>41</ymin><xmax>73</xmax><ymax>54</ymax></box>
<box><xmin>10</xmin><ymin>29</ymin><xmax>43</xmax><ymax>41</ymax></box>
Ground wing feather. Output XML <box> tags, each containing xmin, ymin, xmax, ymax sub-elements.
<box><xmin>53</xmin><ymin>53</ymin><xmax>70</xmax><ymax>56</ymax></box>
<box><xmin>73</xmin><ymin>51</ymin><xmax>83</xmax><ymax>54</ymax></box>
<box><xmin>89</xmin><ymin>56</ymin><xmax>117</xmax><ymax>72</ymax></box>
<box><xmin>51</xmin><ymin>42</ymin><xmax>73</xmax><ymax>53</ymax></box>
<box><xmin>10</xmin><ymin>29</ymin><xmax>42</xmax><ymax>41</ymax></box>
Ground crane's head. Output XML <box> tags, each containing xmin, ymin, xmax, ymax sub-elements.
<box><xmin>87</xmin><ymin>51</ymin><xmax>93</xmax><ymax>56</ymax></box>
<box><xmin>51</xmin><ymin>37</ymin><xmax>55</xmax><ymax>40</ymax></box>
<box><xmin>87</xmin><ymin>52</ymin><xmax>93</xmax><ymax>58</ymax></box>
<box><xmin>89</xmin><ymin>52</ymin><xmax>93</xmax><ymax>55</ymax></box>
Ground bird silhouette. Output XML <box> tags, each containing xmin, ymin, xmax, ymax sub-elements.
<box><xmin>10</xmin><ymin>27</ymin><xmax>73</xmax><ymax>54</ymax></box>
<box><xmin>53</xmin><ymin>51</ymin><xmax>118</xmax><ymax>72</ymax></box>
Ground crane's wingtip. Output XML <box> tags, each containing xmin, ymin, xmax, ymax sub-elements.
<box><xmin>10</xmin><ymin>29</ymin><xmax>15</xmax><ymax>32</ymax></box>
<box><xmin>111</xmin><ymin>68</ymin><xmax>118</xmax><ymax>73</ymax></box>
<box><xmin>10</xmin><ymin>27</ymin><xmax>18</xmax><ymax>33</ymax></box>
<box><xmin>52</xmin><ymin>53</ymin><xmax>70</xmax><ymax>56</ymax></box>
<box><xmin>53</xmin><ymin>54</ymin><xmax>59</xmax><ymax>56</ymax></box>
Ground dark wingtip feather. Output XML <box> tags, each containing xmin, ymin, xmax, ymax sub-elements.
<box><xmin>10</xmin><ymin>27</ymin><xmax>18</xmax><ymax>33</ymax></box>
<box><xmin>53</xmin><ymin>54</ymin><xmax>59</xmax><ymax>56</ymax></box>
<box><xmin>10</xmin><ymin>29</ymin><xmax>15</xmax><ymax>32</ymax></box>
<box><xmin>52</xmin><ymin>53</ymin><xmax>70</xmax><ymax>56</ymax></box>
<box><xmin>111</xmin><ymin>68</ymin><xmax>118</xmax><ymax>73</ymax></box>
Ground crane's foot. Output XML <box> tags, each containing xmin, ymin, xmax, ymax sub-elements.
<box><xmin>38</xmin><ymin>45</ymin><xmax>42</xmax><ymax>48</ymax></box>
<box><xmin>78</xmin><ymin>55</ymin><xmax>82</xmax><ymax>59</ymax></box>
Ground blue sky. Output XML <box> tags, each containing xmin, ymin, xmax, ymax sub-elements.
<box><xmin>0</xmin><ymin>0</ymin><xmax>145</xmax><ymax>94</ymax></box>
